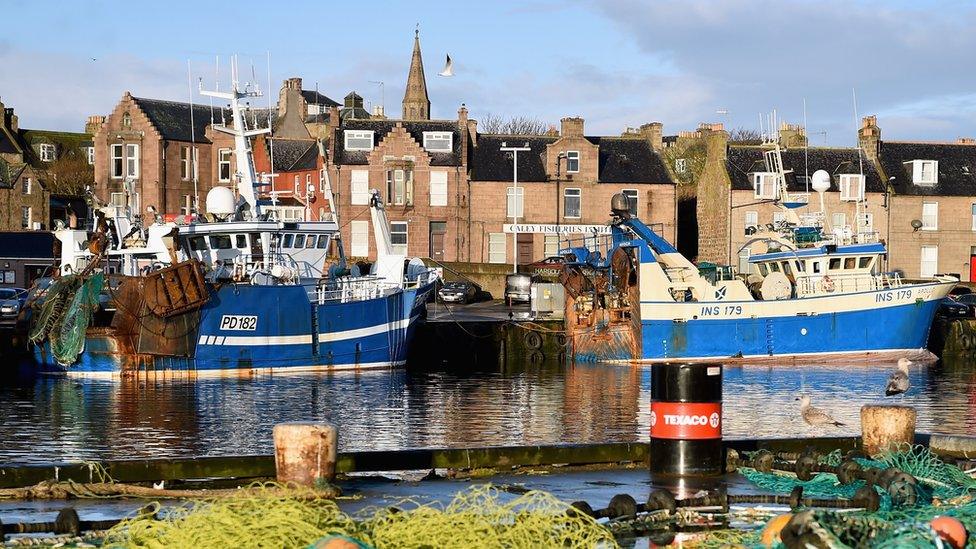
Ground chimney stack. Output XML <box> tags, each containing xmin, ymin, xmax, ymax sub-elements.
<box><xmin>957</xmin><ymin>137</ymin><xmax>976</xmax><ymax>145</ymax></box>
<box><xmin>640</xmin><ymin>122</ymin><xmax>664</xmax><ymax>152</ymax></box>
<box><xmin>858</xmin><ymin>115</ymin><xmax>881</xmax><ymax>162</ymax></box>
<box><xmin>560</xmin><ymin>117</ymin><xmax>584</xmax><ymax>138</ymax></box>
<box><xmin>284</xmin><ymin>77</ymin><xmax>303</xmax><ymax>90</ymax></box>
<box><xmin>85</xmin><ymin>115</ymin><xmax>106</xmax><ymax>135</ymax></box>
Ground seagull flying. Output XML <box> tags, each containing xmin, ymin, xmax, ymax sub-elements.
<box><xmin>885</xmin><ymin>358</ymin><xmax>911</xmax><ymax>396</ymax></box>
<box><xmin>798</xmin><ymin>395</ymin><xmax>845</xmax><ymax>427</ymax></box>
<box><xmin>438</xmin><ymin>54</ymin><xmax>454</xmax><ymax>77</ymax></box>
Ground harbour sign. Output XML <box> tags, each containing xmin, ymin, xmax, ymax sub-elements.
<box><xmin>502</xmin><ymin>224</ymin><xmax>611</xmax><ymax>234</ymax></box>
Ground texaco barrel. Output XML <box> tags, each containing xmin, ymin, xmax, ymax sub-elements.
<box><xmin>649</xmin><ymin>362</ymin><xmax>723</xmax><ymax>476</ymax></box>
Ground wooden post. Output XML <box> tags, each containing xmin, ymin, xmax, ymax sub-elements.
<box><xmin>273</xmin><ymin>422</ymin><xmax>337</xmax><ymax>488</ymax></box>
<box><xmin>861</xmin><ymin>405</ymin><xmax>916</xmax><ymax>456</ymax></box>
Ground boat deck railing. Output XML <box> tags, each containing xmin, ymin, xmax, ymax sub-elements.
<box><xmin>312</xmin><ymin>276</ymin><xmax>402</xmax><ymax>304</ymax></box>
<box><xmin>795</xmin><ymin>271</ymin><xmax>904</xmax><ymax>296</ymax></box>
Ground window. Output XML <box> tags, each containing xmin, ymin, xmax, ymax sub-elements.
<box><xmin>111</xmin><ymin>144</ymin><xmax>124</xmax><ymax>178</ymax></box>
<box><xmin>86</xmin><ymin>147</ymin><xmax>95</xmax><ymax>165</ymax></box>
<box><xmin>218</xmin><ymin>149</ymin><xmax>232</xmax><ymax>182</ymax></box>
<box><xmin>21</xmin><ymin>206</ymin><xmax>30</xmax><ymax>229</ymax></box>
<box><xmin>922</xmin><ymin>202</ymin><xmax>938</xmax><ymax>230</ymax></box>
<box><xmin>122</xmin><ymin>112</ymin><xmax>131</xmax><ymax>128</ymax></box>
<box><xmin>391</xmin><ymin>221</ymin><xmax>408</xmax><ymax>254</ymax></box>
<box><xmin>675</xmin><ymin>158</ymin><xmax>687</xmax><ymax>173</ymax></box>
<box><xmin>844</xmin><ymin>257</ymin><xmax>856</xmax><ymax>270</ymax></box>
<box><xmin>125</xmin><ymin>144</ymin><xmax>139</xmax><ymax>178</ymax></box>
<box><xmin>744</xmin><ymin>211</ymin><xmax>758</xmax><ymax>234</ymax></box>
<box><xmin>188</xmin><ymin>236</ymin><xmax>207</xmax><ymax>251</ymax></box>
<box><xmin>829</xmin><ymin>258</ymin><xmax>841</xmax><ymax>270</ymax></box>
<box><xmin>858</xmin><ymin>257</ymin><xmax>872</xmax><ymax>269</ymax></box>
<box><xmin>180</xmin><ymin>147</ymin><xmax>190</xmax><ymax>180</ymax></box>
<box><xmin>831</xmin><ymin>212</ymin><xmax>847</xmax><ymax>230</ymax></box>
<box><xmin>386</xmin><ymin>169</ymin><xmax>413</xmax><ymax>206</ymax></box>
<box><xmin>306</xmin><ymin>174</ymin><xmax>312</xmax><ymax>187</ymax></box>
<box><xmin>838</xmin><ymin>174</ymin><xmax>865</xmax><ymax>202</ymax></box>
<box><xmin>110</xmin><ymin>192</ymin><xmax>126</xmax><ymax>209</ymax></box>
<box><xmin>350</xmin><ymin>170</ymin><xmax>369</xmax><ymax>205</ymax></box>
<box><xmin>906</xmin><ymin>160</ymin><xmax>938</xmax><ymax>186</ymax></box>
<box><xmin>209</xmin><ymin>235</ymin><xmax>232</xmax><ymax>249</ymax></box>
<box><xmin>422</xmin><ymin>131</ymin><xmax>453</xmax><ymax>152</ymax></box>
<box><xmin>317</xmin><ymin>234</ymin><xmax>329</xmax><ymax>249</ymax></box>
<box><xmin>920</xmin><ymin>245</ymin><xmax>938</xmax><ymax>278</ymax></box>
<box><xmin>344</xmin><ymin>130</ymin><xmax>374</xmax><ymax>151</ymax></box>
<box><xmin>429</xmin><ymin>171</ymin><xmax>448</xmax><ymax>206</ymax></box>
<box><xmin>235</xmin><ymin>234</ymin><xmax>247</xmax><ymax>249</ymax></box>
<box><xmin>0</xmin><ymin>270</ymin><xmax>14</xmax><ymax>284</ymax></box>
<box><xmin>22</xmin><ymin>177</ymin><xmax>30</xmax><ymax>195</ymax></box>
<box><xmin>283</xmin><ymin>234</ymin><xmax>294</xmax><ymax>248</ymax></box>
<box><xmin>622</xmin><ymin>189</ymin><xmax>638</xmax><ymax>217</ymax></box>
<box><xmin>350</xmin><ymin>220</ymin><xmax>369</xmax><ymax>257</ymax></box>
<box><xmin>738</xmin><ymin>248</ymin><xmax>752</xmax><ymax>274</ymax></box>
<box><xmin>544</xmin><ymin>234</ymin><xmax>559</xmax><ymax>257</ymax></box>
<box><xmin>488</xmin><ymin>233</ymin><xmax>506</xmax><ymax>263</ymax></box>
<box><xmin>180</xmin><ymin>194</ymin><xmax>192</xmax><ymax>216</ymax></box>
<box><xmin>860</xmin><ymin>213</ymin><xmax>874</xmax><ymax>233</ymax></box>
<box><xmin>305</xmin><ymin>235</ymin><xmax>317</xmax><ymax>248</ymax></box>
<box><xmin>753</xmin><ymin>172</ymin><xmax>777</xmax><ymax>199</ymax></box>
<box><xmin>507</xmin><ymin>186</ymin><xmax>525</xmax><ymax>218</ymax></box>
<box><xmin>563</xmin><ymin>188</ymin><xmax>581</xmax><ymax>218</ymax></box>
<box><xmin>971</xmin><ymin>203</ymin><xmax>976</xmax><ymax>231</ymax></box>
<box><xmin>319</xmin><ymin>169</ymin><xmax>326</xmax><ymax>193</ymax></box>
<box><xmin>566</xmin><ymin>151</ymin><xmax>580</xmax><ymax>173</ymax></box>
<box><xmin>39</xmin><ymin>143</ymin><xmax>56</xmax><ymax>162</ymax></box>
<box><xmin>294</xmin><ymin>234</ymin><xmax>306</xmax><ymax>248</ymax></box>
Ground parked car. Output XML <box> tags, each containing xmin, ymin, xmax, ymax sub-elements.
<box><xmin>437</xmin><ymin>280</ymin><xmax>482</xmax><ymax>304</ymax></box>
<box><xmin>953</xmin><ymin>293</ymin><xmax>976</xmax><ymax>316</ymax></box>
<box><xmin>0</xmin><ymin>287</ymin><xmax>28</xmax><ymax>327</ymax></box>
<box><xmin>937</xmin><ymin>297</ymin><xmax>971</xmax><ymax>320</ymax></box>
<box><xmin>505</xmin><ymin>273</ymin><xmax>543</xmax><ymax>306</ymax></box>
<box><xmin>523</xmin><ymin>256</ymin><xmax>565</xmax><ymax>280</ymax></box>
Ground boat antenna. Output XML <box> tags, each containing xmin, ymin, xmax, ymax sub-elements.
<box><xmin>803</xmin><ymin>98</ymin><xmax>809</xmax><ymax>193</ymax></box>
<box><xmin>267</xmin><ymin>51</ymin><xmax>276</xmax><ymax>190</ymax></box>
<box><xmin>187</xmin><ymin>59</ymin><xmax>199</xmax><ymax>215</ymax></box>
<box><xmin>852</xmin><ymin>87</ymin><xmax>865</xmax><ymax>241</ymax></box>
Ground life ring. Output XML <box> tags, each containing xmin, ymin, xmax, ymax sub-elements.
<box><xmin>819</xmin><ymin>276</ymin><xmax>835</xmax><ymax>293</ymax></box>
<box><xmin>524</xmin><ymin>331</ymin><xmax>543</xmax><ymax>350</ymax></box>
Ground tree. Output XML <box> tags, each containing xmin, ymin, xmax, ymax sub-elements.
<box><xmin>43</xmin><ymin>149</ymin><xmax>93</xmax><ymax>195</ymax></box>
<box><xmin>479</xmin><ymin>113</ymin><xmax>551</xmax><ymax>135</ymax></box>
<box><xmin>728</xmin><ymin>127</ymin><xmax>763</xmax><ymax>145</ymax></box>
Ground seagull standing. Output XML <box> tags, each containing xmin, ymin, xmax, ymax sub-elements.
<box><xmin>885</xmin><ymin>358</ymin><xmax>911</xmax><ymax>396</ymax></box>
<box><xmin>797</xmin><ymin>395</ymin><xmax>845</xmax><ymax>427</ymax></box>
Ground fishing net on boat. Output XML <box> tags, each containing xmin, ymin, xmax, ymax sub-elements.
<box><xmin>28</xmin><ymin>275</ymin><xmax>82</xmax><ymax>343</ymax></box>
<box><xmin>29</xmin><ymin>273</ymin><xmax>104</xmax><ymax>366</ymax></box>
<box><xmin>104</xmin><ymin>483</ymin><xmax>617</xmax><ymax>549</ymax></box>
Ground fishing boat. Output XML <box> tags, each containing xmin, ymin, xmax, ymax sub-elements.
<box><xmin>29</xmin><ymin>66</ymin><xmax>437</xmax><ymax>376</ymax></box>
<box><xmin>561</xmin><ymin>143</ymin><xmax>955</xmax><ymax>364</ymax></box>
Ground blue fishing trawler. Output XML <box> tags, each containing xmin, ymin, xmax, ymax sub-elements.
<box><xmin>30</xmin><ymin>65</ymin><xmax>437</xmax><ymax>376</ymax></box>
<box><xmin>561</xmin><ymin>144</ymin><xmax>955</xmax><ymax>364</ymax></box>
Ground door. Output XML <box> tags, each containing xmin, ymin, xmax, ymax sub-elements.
<box><xmin>429</xmin><ymin>221</ymin><xmax>447</xmax><ymax>261</ymax></box>
<box><xmin>970</xmin><ymin>246</ymin><xmax>976</xmax><ymax>282</ymax></box>
<box><xmin>517</xmin><ymin>233</ymin><xmax>534</xmax><ymax>266</ymax></box>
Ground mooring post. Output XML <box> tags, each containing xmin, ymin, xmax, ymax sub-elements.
<box><xmin>649</xmin><ymin>363</ymin><xmax>723</xmax><ymax>476</ymax></box>
<box><xmin>861</xmin><ymin>405</ymin><xmax>916</xmax><ymax>457</ymax></box>
<box><xmin>273</xmin><ymin>422</ymin><xmax>338</xmax><ymax>488</ymax></box>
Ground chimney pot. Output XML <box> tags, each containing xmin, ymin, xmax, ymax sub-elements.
<box><xmin>560</xmin><ymin>117</ymin><xmax>584</xmax><ymax>138</ymax></box>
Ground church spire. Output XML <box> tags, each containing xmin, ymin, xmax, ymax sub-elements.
<box><xmin>402</xmin><ymin>29</ymin><xmax>430</xmax><ymax>120</ymax></box>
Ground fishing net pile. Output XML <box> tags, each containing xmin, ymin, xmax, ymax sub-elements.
<box><xmin>104</xmin><ymin>483</ymin><xmax>617</xmax><ymax>548</ymax></box>
<box><xmin>28</xmin><ymin>273</ymin><xmax>104</xmax><ymax>366</ymax></box>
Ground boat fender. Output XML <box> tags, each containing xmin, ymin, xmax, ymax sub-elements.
<box><xmin>958</xmin><ymin>333</ymin><xmax>972</xmax><ymax>351</ymax></box>
<box><xmin>528</xmin><ymin>350</ymin><xmax>544</xmax><ymax>365</ymax></box>
<box><xmin>524</xmin><ymin>331</ymin><xmax>543</xmax><ymax>350</ymax></box>
<box><xmin>819</xmin><ymin>276</ymin><xmax>835</xmax><ymax>293</ymax></box>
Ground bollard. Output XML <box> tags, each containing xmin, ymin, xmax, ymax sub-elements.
<box><xmin>273</xmin><ymin>422</ymin><xmax>338</xmax><ymax>488</ymax></box>
<box><xmin>650</xmin><ymin>362</ymin><xmax>723</xmax><ymax>476</ymax></box>
<box><xmin>861</xmin><ymin>405</ymin><xmax>916</xmax><ymax>457</ymax></box>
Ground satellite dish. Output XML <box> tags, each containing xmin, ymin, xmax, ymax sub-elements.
<box><xmin>760</xmin><ymin>271</ymin><xmax>793</xmax><ymax>300</ymax></box>
<box><xmin>205</xmin><ymin>186</ymin><xmax>236</xmax><ymax>217</ymax></box>
<box><xmin>438</xmin><ymin>54</ymin><xmax>454</xmax><ymax>77</ymax></box>
<box><xmin>811</xmin><ymin>170</ymin><xmax>831</xmax><ymax>193</ymax></box>
<box><xmin>911</xmin><ymin>219</ymin><xmax>923</xmax><ymax>230</ymax></box>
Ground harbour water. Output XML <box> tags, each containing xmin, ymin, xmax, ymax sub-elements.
<box><xmin>0</xmin><ymin>357</ymin><xmax>974</xmax><ymax>465</ymax></box>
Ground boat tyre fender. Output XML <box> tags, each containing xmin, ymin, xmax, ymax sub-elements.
<box><xmin>555</xmin><ymin>333</ymin><xmax>568</xmax><ymax>347</ymax></box>
<box><xmin>524</xmin><ymin>331</ymin><xmax>543</xmax><ymax>350</ymax></box>
<box><xmin>819</xmin><ymin>276</ymin><xmax>835</xmax><ymax>293</ymax></box>
<box><xmin>958</xmin><ymin>333</ymin><xmax>972</xmax><ymax>351</ymax></box>
<box><xmin>528</xmin><ymin>350</ymin><xmax>545</xmax><ymax>365</ymax></box>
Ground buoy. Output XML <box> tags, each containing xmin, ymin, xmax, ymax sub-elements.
<box><xmin>861</xmin><ymin>405</ymin><xmax>916</xmax><ymax>457</ymax></box>
<box><xmin>931</xmin><ymin>516</ymin><xmax>968</xmax><ymax>549</ymax></box>
<box><xmin>649</xmin><ymin>363</ymin><xmax>723</xmax><ymax>476</ymax></box>
<box><xmin>761</xmin><ymin>513</ymin><xmax>793</xmax><ymax>548</ymax></box>
<box><xmin>273</xmin><ymin>422</ymin><xmax>338</xmax><ymax>488</ymax></box>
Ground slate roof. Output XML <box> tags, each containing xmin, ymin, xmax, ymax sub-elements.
<box><xmin>0</xmin><ymin>231</ymin><xmax>54</xmax><ymax>259</ymax></box>
<box><xmin>132</xmin><ymin>97</ymin><xmax>224</xmax><ymax>143</ymax></box>
<box><xmin>334</xmin><ymin>119</ymin><xmax>463</xmax><ymax>166</ymax></box>
<box><xmin>300</xmin><ymin>90</ymin><xmax>339</xmax><ymax>108</ymax></box>
<box><xmin>0</xmin><ymin>130</ymin><xmax>19</xmax><ymax>154</ymax></box>
<box><xmin>18</xmin><ymin>129</ymin><xmax>93</xmax><ymax>166</ymax></box>
<box><xmin>879</xmin><ymin>141</ymin><xmax>976</xmax><ymax>196</ymax></box>
<box><xmin>727</xmin><ymin>145</ymin><xmax>885</xmax><ymax>193</ymax></box>
<box><xmin>267</xmin><ymin>139</ymin><xmax>318</xmax><ymax>172</ymax></box>
<box><xmin>469</xmin><ymin>134</ymin><xmax>674</xmax><ymax>184</ymax></box>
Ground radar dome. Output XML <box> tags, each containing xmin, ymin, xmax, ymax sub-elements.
<box><xmin>206</xmin><ymin>186</ymin><xmax>236</xmax><ymax>216</ymax></box>
<box><xmin>811</xmin><ymin>170</ymin><xmax>831</xmax><ymax>193</ymax></box>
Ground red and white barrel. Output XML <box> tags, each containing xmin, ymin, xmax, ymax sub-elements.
<box><xmin>649</xmin><ymin>362</ymin><xmax>723</xmax><ymax>476</ymax></box>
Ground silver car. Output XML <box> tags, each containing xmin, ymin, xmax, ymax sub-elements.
<box><xmin>0</xmin><ymin>287</ymin><xmax>28</xmax><ymax>327</ymax></box>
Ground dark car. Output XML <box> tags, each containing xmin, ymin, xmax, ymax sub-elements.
<box><xmin>523</xmin><ymin>256</ymin><xmax>565</xmax><ymax>280</ymax></box>
<box><xmin>0</xmin><ymin>287</ymin><xmax>29</xmax><ymax>327</ymax></box>
<box><xmin>937</xmin><ymin>297</ymin><xmax>971</xmax><ymax>319</ymax></box>
<box><xmin>505</xmin><ymin>273</ymin><xmax>543</xmax><ymax>306</ymax></box>
<box><xmin>953</xmin><ymin>293</ymin><xmax>976</xmax><ymax>316</ymax></box>
<box><xmin>437</xmin><ymin>280</ymin><xmax>481</xmax><ymax>304</ymax></box>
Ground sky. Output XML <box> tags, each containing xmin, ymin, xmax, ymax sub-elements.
<box><xmin>2</xmin><ymin>0</ymin><xmax>975</xmax><ymax>146</ymax></box>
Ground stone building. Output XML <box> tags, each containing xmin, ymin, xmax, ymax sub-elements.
<box><xmin>468</xmin><ymin>117</ymin><xmax>677</xmax><ymax>265</ymax></box>
<box><xmin>402</xmin><ymin>30</ymin><xmax>430</xmax><ymax>120</ymax></box>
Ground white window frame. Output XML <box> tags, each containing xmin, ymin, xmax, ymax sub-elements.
<box><xmin>350</xmin><ymin>220</ymin><xmax>369</xmax><ymax>257</ymax></box>
<box><xmin>86</xmin><ymin>147</ymin><xmax>95</xmax><ymax>165</ymax></box>
<box><xmin>218</xmin><ymin>148</ymin><xmax>232</xmax><ymax>182</ymax></box>
<box><xmin>907</xmin><ymin>160</ymin><xmax>938</xmax><ymax>186</ymax></box>
<box><xmin>125</xmin><ymin>144</ymin><xmax>139</xmax><ymax>178</ymax></box>
<box><xmin>563</xmin><ymin>187</ymin><xmax>581</xmax><ymax>218</ymax></box>
<box><xmin>507</xmin><ymin>186</ymin><xmax>524</xmax><ymax>218</ymax></box>
<box><xmin>350</xmin><ymin>170</ymin><xmax>370</xmax><ymax>205</ymax></box>
<box><xmin>744</xmin><ymin>210</ymin><xmax>758</xmax><ymax>234</ymax></box>
<box><xmin>622</xmin><ymin>189</ymin><xmax>638</xmax><ymax>217</ymax></box>
<box><xmin>488</xmin><ymin>232</ymin><xmax>506</xmax><ymax>264</ymax></box>
<box><xmin>831</xmin><ymin>212</ymin><xmax>847</xmax><ymax>230</ymax></box>
<box><xmin>753</xmin><ymin>172</ymin><xmax>777</xmax><ymax>199</ymax></box>
<box><xmin>180</xmin><ymin>146</ymin><xmax>190</xmax><ymax>180</ymax></box>
<box><xmin>39</xmin><ymin>143</ymin><xmax>56</xmax><ymax>162</ymax></box>
<box><xmin>922</xmin><ymin>202</ymin><xmax>938</xmax><ymax>231</ymax></box>
<box><xmin>422</xmin><ymin>131</ymin><xmax>453</xmax><ymax>153</ymax></box>
<box><xmin>972</xmin><ymin>203</ymin><xmax>976</xmax><ymax>231</ymax></box>
<box><xmin>675</xmin><ymin>158</ymin><xmax>687</xmax><ymax>173</ymax></box>
<box><xmin>838</xmin><ymin>174</ymin><xmax>865</xmax><ymax>202</ymax></box>
<box><xmin>920</xmin><ymin>245</ymin><xmax>938</xmax><ymax>278</ymax></box>
<box><xmin>429</xmin><ymin>170</ymin><xmax>448</xmax><ymax>207</ymax></box>
<box><xmin>344</xmin><ymin>130</ymin><xmax>374</xmax><ymax>151</ymax></box>
<box><xmin>566</xmin><ymin>151</ymin><xmax>580</xmax><ymax>173</ymax></box>
<box><xmin>110</xmin><ymin>144</ymin><xmax>124</xmax><ymax>179</ymax></box>
<box><xmin>390</xmin><ymin>221</ymin><xmax>408</xmax><ymax>254</ymax></box>
<box><xmin>860</xmin><ymin>213</ymin><xmax>874</xmax><ymax>233</ymax></box>
<box><xmin>544</xmin><ymin>233</ymin><xmax>560</xmax><ymax>257</ymax></box>
<box><xmin>22</xmin><ymin>177</ymin><xmax>31</xmax><ymax>195</ymax></box>
<box><xmin>21</xmin><ymin>206</ymin><xmax>31</xmax><ymax>229</ymax></box>
<box><xmin>386</xmin><ymin>169</ymin><xmax>413</xmax><ymax>206</ymax></box>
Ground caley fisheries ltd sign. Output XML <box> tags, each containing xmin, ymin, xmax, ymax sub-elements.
<box><xmin>502</xmin><ymin>224</ymin><xmax>611</xmax><ymax>234</ymax></box>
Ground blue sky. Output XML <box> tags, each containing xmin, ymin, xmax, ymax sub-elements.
<box><xmin>2</xmin><ymin>0</ymin><xmax>975</xmax><ymax>145</ymax></box>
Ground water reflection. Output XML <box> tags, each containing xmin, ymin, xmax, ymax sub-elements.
<box><xmin>0</xmin><ymin>356</ymin><xmax>974</xmax><ymax>465</ymax></box>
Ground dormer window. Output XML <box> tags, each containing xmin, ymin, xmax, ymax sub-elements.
<box><xmin>422</xmin><ymin>131</ymin><xmax>452</xmax><ymax>152</ymax></box>
<box><xmin>752</xmin><ymin>172</ymin><xmax>777</xmax><ymax>199</ymax></box>
<box><xmin>905</xmin><ymin>160</ymin><xmax>938</xmax><ymax>186</ymax></box>
<box><xmin>86</xmin><ymin>147</ymin><xmax>95</xmax><ymax>165</ymax></box>
<box><xmin>566</xmin><ymin>151</ymin><xmax>580</xmax><ymax>173</ymax></box>
<box><xmin>122</xmin><ymin>112</ymin><xmax>132</xmax><ymax>128</ymax></box>
<box><xmin>675</xmin><ymin>158</ymin><xmax>687</xmax><ymax>173</ymax></box>
<box><xmin>838</xmin><ymin>174</ymin><xmax>865</xmax><ymax>202</ymax></box>
<box><xmin>39</xmin><ymin>144</ymin><xmax>56</xmax><ymax>162</ymax></box>
<box><xmin>344</xmin><ymin>130</ymin><xmax>374</xmax><ymax>151</ymax></box>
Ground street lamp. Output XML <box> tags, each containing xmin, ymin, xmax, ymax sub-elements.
<box><xmin>501</xmin><ymin>141</ymin><xmax>531</xmax><ymax>273</ymax></box>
